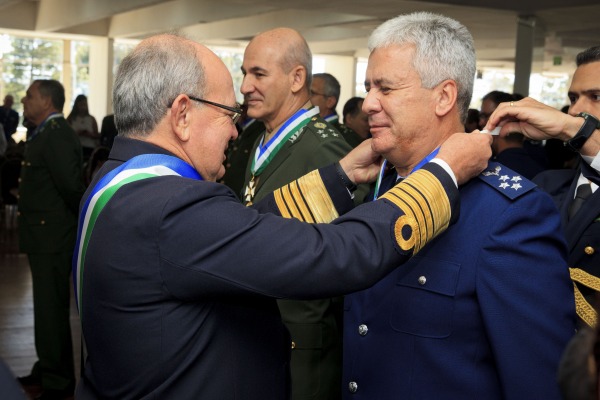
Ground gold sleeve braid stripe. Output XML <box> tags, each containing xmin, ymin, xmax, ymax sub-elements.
<box><xmin>570</xmin><ymin>267</ymin><xmax>600</xmax><ymax>327</ymax></box>
<box><xmin>379</xmin><ymin>169</ymin><xmax>451</xmax><ymax>254</ymax></box>
<box><xmin>273</xmin><ymin>170</ymin><xmax>339</xmax><ymax>223</ymax></box>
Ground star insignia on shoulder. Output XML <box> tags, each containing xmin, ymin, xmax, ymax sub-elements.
<box><xmin>499</xmin><ymin>182</ymin><xmax>510</xmax><ymax>189</ymax></box>
<box><xmin>499</xmin><ymin>175</ymin><xmax>509</xmax><ymax>182</ymax></box>
<box><xmin>511</xmin><ymin>183</ymin><xmax>522</xmax><ymax>190</ymax></box>
<box><xmin>511</xmin><ymin>176</ymin><xmax>522</xmax><ymax>182</ymax></box>
<box><xmin>482</xmin><ymin>165</ymin><xmax>501</xmax><ymax>176</ymax></box>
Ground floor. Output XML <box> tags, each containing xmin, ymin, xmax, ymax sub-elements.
<box><xmin>0</xmin><ymin>206</ymin><xmax>81</xmax><ymax>397</ymax></box>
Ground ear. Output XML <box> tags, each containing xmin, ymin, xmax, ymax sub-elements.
<box><xmin>169</xmin><ymin>94</ymin><xmax>194</xmax><ymax>142</ymax></box>
<box><xmin>290</xmin><ymin>65</ymin><xmax>307</xmax><ymax>94</ymax></box>
<box><xmin>325</xmin><ymin>95</ymin><xmax>337</xmax><ymax>111</ymax></box>
<box><xmin>434</xmin><ymin>79</ymin><xmax>458</xmax><ymax>118</ymax></box>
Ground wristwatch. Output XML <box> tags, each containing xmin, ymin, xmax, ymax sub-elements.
<box><xmin>566</xmin><ymin>112</ymin><xmax>600</xmax><ymax>152</ymax></box>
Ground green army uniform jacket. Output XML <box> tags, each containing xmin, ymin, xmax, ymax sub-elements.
<box><xmin>18</xmin><ymin>115</ymin><xmax>85</xmax><ymax>254</ymax></box>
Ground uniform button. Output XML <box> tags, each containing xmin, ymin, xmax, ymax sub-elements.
<box><xmin>232</xmin><ymin>146</ymin><xmax>238</xmax><ymax>151</ymax></box>
<box><xmin>291</xmin><ymin>341</ymin><xmax>296</xmax><ymax>349</ymax></box>
<box><xmin>226</xmin><ymin>163</ymin><xmax>231</xmax><ymax>168</ymax></box>
<box><xmin>21</xmin><ymin>161</ymin><xmax>25</xmax><ymax>166</ymax></box>
<box><xmin>18</xmin><ymin>178</ymin><xmax>21</xmax><ymax>183</ymax></box>
<box><xmin>244</xmin><ymin>149</ymin><xmax>249</xmax><ymax>154</ymax></box>
<box><xmin>585</xmin><ymin>246</ymin><xmax>595</xmax><ymax>255</ymax></box>
<box><xmin>27</xmin><ymin>162</ymin><xmax>31</xmax><ymax>166</ymax></box>
<box><xmin>348</xmin><ymin>381</ymin><xmax>358</xmax><ymax>393</ymax></box>
<box><xmin>40</xmin><ymin>220</ymin><xmax>45</xmax><ymax>225</ymax></box>
<box><xmin>418</xmin><ymin>276</ymin><xmax>427</xmax><ymax>285</ymax></box>
<box><xmin>17</xmin><ymin>211</ymin><xmax>21</xmax><ymax>216</ymax></box>
<box><xmin>358</xmin><ymin>324</ymin><xmax>368</xmax><ymax>336</ymax></box>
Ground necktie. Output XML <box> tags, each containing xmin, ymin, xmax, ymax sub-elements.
<box><xmin>568</xmin><ymin>183</ymin><xmax>592</xmax><ymax>220</ymax></box>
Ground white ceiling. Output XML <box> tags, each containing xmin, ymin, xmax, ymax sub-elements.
<box><xmin>0</xmin><ymin>0</ymin><xmax>598</xmax><ymax>73</ymax></box>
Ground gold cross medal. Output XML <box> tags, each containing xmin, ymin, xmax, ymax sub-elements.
<box><xmin>244</xmin><ymin>175</ymin><xmax>256</xmax><ymax>206</ymax></box>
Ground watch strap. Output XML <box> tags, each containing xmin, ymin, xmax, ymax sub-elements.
<box><xmin>566</xmin><ymin>112</ymin><xmax>599</xmax><ymax>152</ymax></box>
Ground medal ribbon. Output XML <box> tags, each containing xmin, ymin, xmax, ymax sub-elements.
<box><xmin>324</xmin><ymin>114</ymin><xmax>338</xmax><ymax>124</ymax></box>
<box><xmin>373</xmin><ymin>147</ymin><xmax>440</xmax><ymax>200</ymax></box>
<box><xmin>250</xmin><ymin>107</ymin><xmax>319</xmax><ymax>176</ymax></box>
<box><xmin>73</xmin><ymin>154</ymin><xmax>202</xmax><ymax>317</ymax></box>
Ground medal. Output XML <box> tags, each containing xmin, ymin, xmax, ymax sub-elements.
<box><xmin>244</xmin><ymin>107</ymin><xmax>319</xmax><ymax>205</ymax></box>
<box><xmin>244</xmin><ymin>175</ymin><xmax>257</xmax><ymax>205</ymax></box>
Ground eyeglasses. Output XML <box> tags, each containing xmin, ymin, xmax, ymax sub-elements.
<box><xmin>187</xmin><ymin>95</ymin><xmax>243</xmax><ymax>124</ymax></box>
<box><xmin>310</xmin><ymin>91</ymin><xmax>328</xmax><ymax>98</ymax></box>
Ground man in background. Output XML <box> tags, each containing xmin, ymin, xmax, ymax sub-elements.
<box><xmin>18</xmin><ymin>80</ymin><xmax>84</xmax><ymax>399</ymax></box>
<box><xmin>241</xmin><ymin>28</ymin><xmax>353</xmax><ymax>400</ymax></box>
<box><xmin>0</xmin><ymin>94</ymin><xmax>19</xmax><ymax>144</ymax></box>
<box><xmin>341</xmin><ymin>97</ymin><xmax>370</xmax><ymax>147</ymax></box>
<box><xmin>488</xmin><ymin>45</ymin><xmax>600</xmax><ymax>328</ymax></box>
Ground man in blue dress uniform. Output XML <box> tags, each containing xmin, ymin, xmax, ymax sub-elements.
<box><xmin>342</xmin><ymin>12</ymin><xmax>576</xmax><ymax>400</ymax></box>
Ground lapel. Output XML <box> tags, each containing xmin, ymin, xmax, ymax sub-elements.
<box><xmin>563</xmin><ymin>165</ymin><xmax>600</xmax><ymax>251</ymax></box>
<box><xmin>254</xmin><ymin>140</ymin><xmax>294</xmax><ymax>191</ymax></box>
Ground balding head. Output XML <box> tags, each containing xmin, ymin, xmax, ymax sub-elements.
<box><xmin>248</xmin><ymin>28</ymin><xmax>313</xmax><ymax>90</ymax></box>
<box><xmin>241</xmin><ymin>27</ymin><xmax>313</xmax><ymax>131</ymax></box>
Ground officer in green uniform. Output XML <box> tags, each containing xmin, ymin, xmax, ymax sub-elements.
<box><xmin>241</xmin><ymin>28</ymin><xmax>351</xmax><ymax>400</ymax></box>
<box><xmin>18</xmin><ymin>79</ymin><xmax>85</xmax><ymax>399</ymax></box>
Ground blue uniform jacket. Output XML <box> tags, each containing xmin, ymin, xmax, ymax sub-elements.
<box><xmin>343</xmin><ymin>162</ymin><xmax>576</xmax><ymax>399</ymax></box>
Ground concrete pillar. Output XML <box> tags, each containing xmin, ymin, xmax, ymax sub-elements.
<box><xmin>88</xmin><ymin>37</ymin><xmax>114</xmax><ymax>122</ymax></box>
<box><xmin>513</xmin><ymin>15</ymin><xmax>536</xmax><ymax>96</ymax></box>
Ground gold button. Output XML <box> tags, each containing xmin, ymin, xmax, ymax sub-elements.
<box><xmin>585</xmin><ymin>246</ymin><xmax>595</xmax><ymax>255</ymax></box>
<box><xmin>21</xmin><ymin>161</ymin><xmax>25</xmax><ymax>166</ymax></box>
<box><xmin>27</xmin><ymin>162</ymin><xmax>31</xmax><ymax>166</ymax></box>
<box><xmin>418</xmin><ymin>276</ymin><xmax>427</xmax><ymax>285</ymax></box>
<box><xmin>40</xmin><ymin>220</ymin><xmax>45</xmax><ymax>225</ymax></box>
<box><xmin>291</xmin><ymin>341</ymin><xmax>296</xmax><ymax>349</ymax></box>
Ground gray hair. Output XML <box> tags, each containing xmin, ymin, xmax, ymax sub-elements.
<box><xmin>368</xmin><ymin>12</ymin><xmax>475</xmax><ymax>122</ymax></box>
<box><xmin>113</xmin><ymin>34</ymin><xmax>206</xmax><ymax>137</ymax></box>
<box><xmin>35</xmin><ymin>79</ymin><xmax>65</xmax><ymax>112</ymax></box>
<box><xmin>314</xmin><ymin>72</ymin><xmax>341</xmax><ymax>106</ymax></box>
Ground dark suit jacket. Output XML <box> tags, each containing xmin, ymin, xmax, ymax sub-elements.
<box><xmin>18</xmin><ymin>115</ymin><xmax>84</xmax><ymax>254</ymax></box>
<box><xmin>76</xmin><ymin>136</ymin><xmax>459</xmax><ymax>399</ymax></box>
<box><xmin>244</xmin><ymin>115</ymin><xmax>352</xmax><ymax>400</ymax></box>
<box><xmin>535</xmin><ymin>165</ymin><xmax>600</xmax><ymax>319</ymax></box>
<box><xmin>343</xmin><ymin>162</ymin><xmax>576</xmax><ymax>399</ymax></box>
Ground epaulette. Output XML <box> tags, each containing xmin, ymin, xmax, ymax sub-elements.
<box><xmin>477</xmin><ymin>161</ymin><xmax>536</xmax><ymax>200</ymax></box>
<box><xmin>301</xmin><ymin>116</ymin><xmax>343</xmax><ymax>142</ymax></box>
<box><xmin>48</xmin><ymin>119</ymin><xmax>61</xmax><ymax>129</ymax></box>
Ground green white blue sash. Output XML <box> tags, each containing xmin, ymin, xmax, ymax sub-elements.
<box><xmin>250</xmin><ymin>107</ymin><xmax>319</xmax><ymax>176</ymax></box>
<box><xmin>73</xmin><ymin>154</ymin><xmax>202</xmax><ymax>316</ymax></box>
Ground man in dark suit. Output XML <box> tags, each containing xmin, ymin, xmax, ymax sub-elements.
<box><xmin>343</xmin><ymin>12</ymin><xmax>575</xmax><ymax>399</ymax></box>
<box><xmin>241</xmin><ymin>28</ymin><xmax>354</xmax><ymax>400</ymax></box>
<box><xmin>18</xmin><ymin>80</ymin><xmax>85</xmax><ymax>399</ymax></box>
<box><xmin>486</xmin><ymin>46</ymin><xmax>600</xmax><ymax>328</ymax></box>
<box><xmin>74</xmin><ymin>33</ymin><xmax>493</xmax><ymax>399</ymax></box>
<box><xmin>0</xmin><ymin>94</ymin><xmax>19</xmax><ymax>144</ymax></box>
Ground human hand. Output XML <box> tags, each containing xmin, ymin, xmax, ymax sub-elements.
<box><xmin>484</xmin><ymin>97</ymin><xmax>579</xmax><ymax>142</ymax></box>
<box><xmin>437</xmin><ymin>132</ymin><xmax>492</xmax><ymax>185</ymax></box>
<box><xmin>339</xmin><ymin>139</ymin><xmax>384</xmax><ymax>184</ymax></box>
